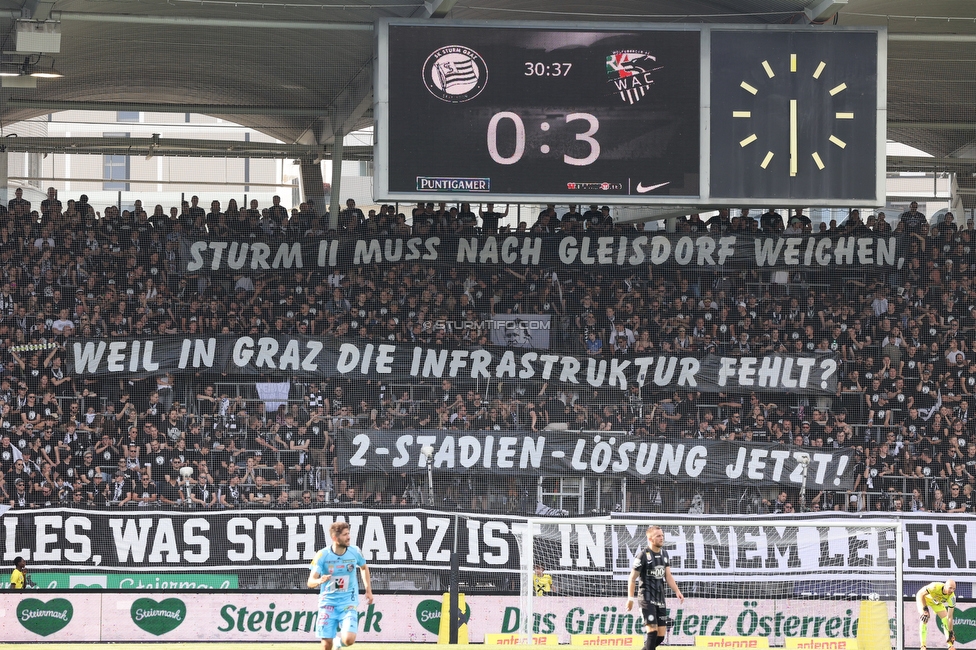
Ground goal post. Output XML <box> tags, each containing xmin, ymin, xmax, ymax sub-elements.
<box><xmin>517</xmin><ymin>516</ymin><xmax>903</xmax><ymax>650</ymax></box>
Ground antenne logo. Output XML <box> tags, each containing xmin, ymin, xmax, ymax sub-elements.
<box><xmin>423</xmin><ymin>46</ymin><xmax>488</xmax><ymax>103</ymax></box>
<box><xmin>606</xmin><ymin>51</ymin><xmax>660</xmax><ymax>105</ymax></box>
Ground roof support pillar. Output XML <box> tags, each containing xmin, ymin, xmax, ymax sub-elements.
<box><xmin>0</xmin><ymin>151</ymin><xmax>8</xmax><ymax>207</ymax></box>
<box><xmin>328</xmin><ymin>137</ymin><xmax>344</xmax><ymax>232</ymax></box>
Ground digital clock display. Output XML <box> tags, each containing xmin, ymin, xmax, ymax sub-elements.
<box><xmin>377</xmin><ymin>21</ymin><xmax>701</xmax><ymax>203</ymax></box>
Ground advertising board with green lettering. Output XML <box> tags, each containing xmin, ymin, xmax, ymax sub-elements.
<box><xmin>27</xmin><ymin>573</ymin><xmax>238</xmax><ymax>589</ymax></box>
<box><xmin>0</xmin><ymin>593</ymin><xmax>925</xmax><ymax>643</ymax></box>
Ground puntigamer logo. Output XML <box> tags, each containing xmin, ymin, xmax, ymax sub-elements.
<box><xmin>131</xmin><ymin>597</ymin><xmax>187</xmax><ymax>636</ymax></box>
<box><xmin>16</xmin><ymin>597</ymin><xmax>74</xmax><ymax>637</ymax></box>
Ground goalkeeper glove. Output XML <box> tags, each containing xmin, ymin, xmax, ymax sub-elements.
<box><xmin>920</xmin><ymin>612</ymin><xmax>929</xmax><ymax>623</ymax></box>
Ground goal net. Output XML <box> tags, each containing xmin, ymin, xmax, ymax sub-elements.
<box><xmin>516</xmin><ymin>516</ymin><xmax>902</xmax><ymax>649</ymax></box>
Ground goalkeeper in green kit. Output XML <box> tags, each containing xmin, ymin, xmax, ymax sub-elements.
<box><xmin>916</xmin><ymin>579</ymin><xmax>956</xmax><ymax>650</ymax></box>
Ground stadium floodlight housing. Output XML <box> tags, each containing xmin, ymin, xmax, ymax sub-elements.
<box><xmin>27</xmin><ymin>57</ymin><xmax>62</xmax><ymax>78</ymax></box>
<box><xmin>13</xmin><ymin>20</ymin><xmax>61</xmax><ymax>54</ymax></box>
<box><xmin>29</xmin><ymin>64</ymin><xmax>62</xmax><ymax>78</ymax></box>
<box><xmin>804</xmin><ymin>0</ymin><xmax>848</xmax><ymax>23</ymax></box>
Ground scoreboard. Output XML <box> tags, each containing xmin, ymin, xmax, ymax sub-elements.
<box><xmin>373</xmin><ymin>20</ymin><xmax>885</xmax><ymax>207</ymax></box>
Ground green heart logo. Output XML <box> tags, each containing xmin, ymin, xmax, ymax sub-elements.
<box><xmin>417</xmin><ymin>599</ymin><xmax>442</xmax><ymax>634</ymax></box>
<box><xmin>131</xmin><ymin>597</ymin><xmax>187</xmax><ymax>636</ymax></box>
<box><xmin>415</xmin><ymin>598</ymin><xmax>471</xmax><ymax>635</ymax></box>
<box><xmin>942</xmin><ymin>606</ymin><xmax>976</xmax><ymax>645</ymax></box>
<box><xmin>16</xmin><ymin>598</ymin><xmax>73</xmax><ymax>637</ymax></box>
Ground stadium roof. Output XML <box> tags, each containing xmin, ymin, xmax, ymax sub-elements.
<box><xmin>0</xmin><ymin>0</ymin><xmax>973</xmax><ymax>198</ymax></box>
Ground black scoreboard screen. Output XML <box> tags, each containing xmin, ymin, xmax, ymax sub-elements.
<box><xmin>376</xmin><ymin>22</ymin><xmax>701</xmax><ymax>203</ymax></box>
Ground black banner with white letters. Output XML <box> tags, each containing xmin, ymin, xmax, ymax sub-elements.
<box><xmin>0</xmin><ymin>508</ymin><xmax>519</xmax><ymax>571</ymax></box>
<box><xmin>180</xmin><ymin>233</ymin><xmax>905</xmax><ymax>273</ymax></box>
<box><xmin>64</xmin><ymin>336</ymin><xmax>840</xmax><ymax>394</ymax></box>
<box><xmin>336</xmin><ymin>428</ymin><xmax>856</xmax><ymax>490</ymax></box>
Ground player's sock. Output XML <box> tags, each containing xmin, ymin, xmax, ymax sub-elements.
<box><xmin>655</xmin><ymin>635</ymin><xmax>665</xmax><ymax>649</ymax></box>
<box><xmin>643</xmin><ymin>632</ymin><xmax>654</xmax><ymax>650</ymax></box>
<box><xmin>334</xmin><ymin>637</ymin><xmax>343</xmax><ymax>649</ymax></box>
<box><xmin>920</xmin><ymin>619</ymin><xmax>928</xmax><ymax>648</ymax></box>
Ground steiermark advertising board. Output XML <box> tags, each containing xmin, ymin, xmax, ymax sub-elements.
<box><xmin>0</xmin><ymin>593</ymin><xmax>941</xmax><ymax>643</ymax></box>
<box><xmin>1</xmin><ymin>573</ymin><xmax>238</xmax><ymax>590</ymax></box>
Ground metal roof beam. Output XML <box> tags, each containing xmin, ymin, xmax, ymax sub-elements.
<box><xmin>297</xmin><ymin>63</ymin><xmax>372</xmax><ymax>146</ymax></box>
<box><xmin>889</xmin><ymin>34</ymin><xmax>976</xmax><ymax>43</ymax></box>
<box><xmin>6</xmin><ymin>99</ymin><xmax>327</xmax><ymax>117</ymax></box>
<box><xmin>886</xmin><ymin>155</ymin><xmax>976</xmax><ymax>173</ymax></box>
<box><xmin>0</xmin><ymin>136</ymin><xmax>371</xmax><ymax>160</ymax></box>
<box><xmin>889</xmin><ymin>122</ymin><xmax>976</xmax><ymax>131</ymax></box>
<box><xmin>50</xmin><ymin>11</ymin><xmax>372</xmax><ymax>30</ymax></box>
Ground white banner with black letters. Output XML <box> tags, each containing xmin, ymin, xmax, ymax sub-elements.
<box><xmin>0</xmin><ymin>510</ymin><xmax>971</xmax><ymax>585</ymax></box>
<box><xmin>336</xmin><ymin>428</ymin><xmax>856</xmax><ymax>489</ymax></box>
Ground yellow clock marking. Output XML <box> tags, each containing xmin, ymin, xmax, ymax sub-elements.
<box><xmin>735</xmin><ymin>56</ymin><xmax>851</xmax><ymax>176</ymax></box>
<box><xmin>790</xmin><ymin>99</ymin><xmax>797</xmax><ymax>177</ymax></box>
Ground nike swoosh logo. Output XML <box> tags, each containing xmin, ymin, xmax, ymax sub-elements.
<box><xmin>636</xmin><ymin>181</ymin><xmax>670</xmax><ymax>193</ymax></box>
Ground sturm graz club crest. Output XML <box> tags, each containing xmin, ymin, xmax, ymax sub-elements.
<box><xmin>423</xmin><ymin>45</ymin><xmax>488</xmax><ymax>103</ymax></box>
<box><xmin>606</xmin><ymin>50</ymin><xmax>661</xmax><ymax>105</ymax></box>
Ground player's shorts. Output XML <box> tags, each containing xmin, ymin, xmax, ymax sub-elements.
<box><xmin>926</xmin><ymin>601</ymin><xmax>951</xmax><ymax>616</ymax></box>
<box><xmin>640</xmin><ymin>601</ymin><xmax>669</xmax><ymax>629</ymax></box>
<box><xmin>924</xmin><ymin>594</ymin><xmax>955</xmax><ymax>615</ymax></box>
<box><xmin>316</xmin><ymin>603</ymin><xmax>359</xmax><ymax>639</ymax></box>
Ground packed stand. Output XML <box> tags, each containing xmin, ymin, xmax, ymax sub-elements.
<box><xmin>0</xmin><ymin>188</ymin><xmax>974</xmax><ymax>515</ymax></box>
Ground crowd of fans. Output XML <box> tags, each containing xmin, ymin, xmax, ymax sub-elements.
<box><xmin>0</xmin><ymin>188</ymin><xmax>975</xmax><ymax>515</ymax></box>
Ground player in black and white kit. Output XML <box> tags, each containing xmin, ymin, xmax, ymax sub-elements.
<box><xmin>626</xmin><ymin>526</ymin><xmax>684</xmax><ymax>650</ymax></box>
